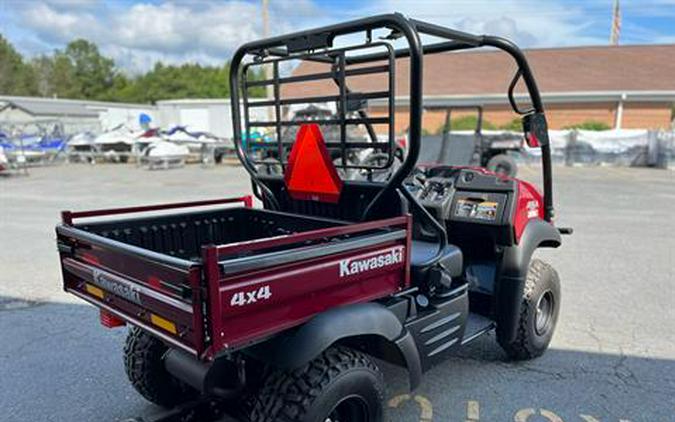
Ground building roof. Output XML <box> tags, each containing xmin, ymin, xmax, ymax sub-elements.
<box><xmin>283</xmin><ymin>44</ymin><xmax>675</xmax><ymax>103</ymax></box>
<box><xmin>0</xmin><ymin>102</ymin><xmax>34</xmax><ymax>116</ymax></box>
<box><xmin>0</xmin><ymin>96</ymin><xmax>154</xmax><ymax>118</ymax></box>
<box><xmin>156</xmin><ymin>98</ymin><xmax>231</xmax><ymax>106</ymax></box>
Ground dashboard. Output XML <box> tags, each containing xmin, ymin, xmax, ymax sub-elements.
<box><xmin>405</xmin><ymin>167</ymin><xmax>518</xmax><ymax>243</ymax></box>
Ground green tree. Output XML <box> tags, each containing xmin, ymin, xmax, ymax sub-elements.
<box><xmin>124</xmin><ymin>61</ymin><xmax>253</xmax><ymax>103</ymax></box>
<box><xmin>63</xmin><ymin>39</ymin><xmax>115</xmax><ymax>99</ymax></box>
<box><xmin>0</xmin><ymin>34</ymin><xmax>37</xmax><ymax>95</ymax></box>
<box><xmin>2</xmin><ymin>34</ymin><xmax>262</xmax><ymax>103</ymax></box>
<box><xmin>100</xmin><ymin>73</ymin><xmax>134</xmax><ymax>102</ymax></box>
<box><xmin>31</xmin><ymin>55</ymin><xmax>55</xmax><ymax>97</ymax></box>
<box><xmin>30</xmin><ymin>53</ymin><xmax>81</xmax><ymax>98</ymax></box>
<box><xmin>51</xmin><ymin>52</ymin><xmax>82</xmax><ymax>98</ymax></box>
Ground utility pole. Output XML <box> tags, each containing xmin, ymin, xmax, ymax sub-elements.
<box><xmin>262</xmin><ymin>0</ymin><xmax>274</xmax><ymax>120</ymax></box>
<box><xmin>610</xmin><ymin>0</ymin><xmax>621</xmax><ymax>45</ymax></box>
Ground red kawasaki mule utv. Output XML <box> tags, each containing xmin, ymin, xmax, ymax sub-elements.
<box><xmin>56</xmin><ymin>14</ymin><xmax>567</xmax><ymax>422</ymax></box>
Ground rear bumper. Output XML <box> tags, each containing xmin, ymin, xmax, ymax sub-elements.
<box><xmin>68</xmin><ymin>287</ymin><xmax>199</xmax><ymax>356</ymax></box>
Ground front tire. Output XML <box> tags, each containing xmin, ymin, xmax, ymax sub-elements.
<box><xmin>123</xmin><ymin>327</ymin><xmax>197</xmax><ymax>408</ymax></box>
<box><xmin>498</xmin><ymin>259</ymin><xmax>560</xmax><ymax>360</ymax></box>
<box><xmin>249</xmin><ymin>346</ymin><xmax>384</xmax><ymax>422</ymax></box>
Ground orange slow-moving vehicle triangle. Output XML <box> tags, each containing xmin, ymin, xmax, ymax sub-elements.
<box><xmin>284</xmin><ymin>123</ymin><xmax>343</xmax><ymax>203</ymax></box>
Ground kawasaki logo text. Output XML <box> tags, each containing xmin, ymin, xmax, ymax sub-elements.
<box><xmin>91</xmin><ymin>269</ymin><xmax>142</xmax><ymax>305</ymax></box>
<box><xmin>339</xmin><ymin>247</ymin><xmax>404</xmax><ymax>277</ymax></box>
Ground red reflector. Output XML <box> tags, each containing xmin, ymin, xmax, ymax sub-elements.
<box><xmin>284</xmin><ymin>123</ymin><xmax>343</xmax><ymax>203</ymax></box>
<box><xmin>100</xmin><ymin>309</ymin><xmax>125</xmax><ymax>328</ymax></box>
<box><xmin>81</xmin><ymin>252</ymin><xmax>100</xmax><ymax>265</ymax></box>
<box><xmin>148</xmin><ymin>276</ymin><xmax>162</xmax><ymax>289</ymax></box>
<box><xmin>526</xmin><ymin>132</ymin><xmax>540</xmax><ymax>148</ymax></box>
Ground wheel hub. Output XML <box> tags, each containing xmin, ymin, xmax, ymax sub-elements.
<box><xmin>535</xmin><ymin>290</ymin><xmax>554</xmax><ymax>336</ymax></box>
<box><xmin>325</xmin><ymin>396</ymin><xmax>369</xmax><ymax>422</ymax></box>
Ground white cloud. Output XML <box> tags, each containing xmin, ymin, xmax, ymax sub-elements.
<box><xmin>37</xmin><ymin>0</ymin><xmax>99</xmax><ymax>12</ymax></box>
<box><xmin>20</xmin><ymin>2</ymin><xmax>102</xmax><ymax>44</ymax></box>
<box><xmin>7</xmin><ymin>0</ymin><xmax>674</xmax><ymax>73</ymax></box>
<box><xmin>110</xmin><ymin>2</ymin><xmax>260</xmax><ymax>55</ymax></box>
<box><xmin>12</xmin><ymin>0</ymin><xmax>321</xmax><ymax>72</ymax></box>
<box><xmin>358</xmin><ymin>0</ymin><xmax>607</xmax><ymax>47</ymax></box>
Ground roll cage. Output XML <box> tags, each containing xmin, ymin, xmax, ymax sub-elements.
<box><xmin>229</xmin><ymin>13</ymin><xmax>554</xmax><ymax>222</ymax></box>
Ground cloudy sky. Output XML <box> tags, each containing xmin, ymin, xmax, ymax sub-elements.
<box><xmin>1</xmin><ymin>0</ymin><xmax>675</xmax><ymax>73</ymax></box>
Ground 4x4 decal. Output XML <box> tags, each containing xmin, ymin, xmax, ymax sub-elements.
<box><xmin>230</xmin><ymin>285</ymin><xmax>272</xmax><ymax>307</ymax></box>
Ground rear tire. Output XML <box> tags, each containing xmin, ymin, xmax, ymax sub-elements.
<box><xmin>123</xmin><ymin>327</ymin><xmax>197</xmax><ymax>408</ymax></box>
<box><xmin>248</xmin><ymin>346</ymin><xmax>384</xmax><ymax>422</ymax></box>
<box><xmin>498</xmin><ymin>259</ymin><xmax>560</xmax><ymax>360</ymax></box>
<box><xmin>487</xmin><ymin>153</ymin><xmax>517</xmax><ymax>177</ymax></box>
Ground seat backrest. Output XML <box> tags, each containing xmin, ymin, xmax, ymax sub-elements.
<box><xmin>420</xmin><ymin>134</ymin><xmax>476</xmax><ymax>165</ymax></box>
<box><xmin>260</xmin><ymin>178</ymin><xmax>406</xmax><ymax>222</ymax></box>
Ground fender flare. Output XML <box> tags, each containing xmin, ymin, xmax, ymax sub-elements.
<box><xmin>496</xmin><ymin>219</ymin><xmax>561</xmax><ymax>343</ymax></box>
<box><xmin>503</xmin><ymin>219</ymin><xmax>561</xmax><ymax>278</ymax></box>
<box><xmin>244</xmin><ymin>302</ymin><xmax>423</xmax><ymax>390</ymax></box>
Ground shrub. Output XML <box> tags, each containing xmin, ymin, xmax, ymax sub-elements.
<box><xmin>499</xmin><ymin>118</ymin><xmax>523</xmax><ymax>132</ymax></box>
<box><xmin>562</xmin><ymin>120</ymin><xmax>611</xmax><ymax>131</ymax></box>
<box><xmin>436</xmin><ymin>115</ymin><xmax>496</xmax><ymax>134</ymax></box>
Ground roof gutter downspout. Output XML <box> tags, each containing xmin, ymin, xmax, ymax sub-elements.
<box><xmin>615</xmin><ymin>92</ymin><xmax>627</xmax><ymax>130</ymax></box>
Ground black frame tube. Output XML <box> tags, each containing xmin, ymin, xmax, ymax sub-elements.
<box><xmin>229</xmin><ymin>12</ymin><xmax>554</xmax><ymax>221</ymax></box>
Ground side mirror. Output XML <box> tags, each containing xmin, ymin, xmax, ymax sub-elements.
<box><xmin>522</xmin><ymin>112</ymin><xmax>549</xmax><ymax>148</ymax></box>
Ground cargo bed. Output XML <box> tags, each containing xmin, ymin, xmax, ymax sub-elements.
<box><xmin>57</xmin><ymin>196</ymin><xmax>411</xmax><ymax>359</ymax></box>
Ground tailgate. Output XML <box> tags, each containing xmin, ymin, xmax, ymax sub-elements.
<box><xmin>57</xmin><ymin>224</ymin><xmax>206</xmax><ymax>357</ymax></box>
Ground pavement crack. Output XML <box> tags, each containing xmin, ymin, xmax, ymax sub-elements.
<box><xmin>612</xmin><ymin>346</ymin><xmax>641</xmax><ymax>388</ymax></box>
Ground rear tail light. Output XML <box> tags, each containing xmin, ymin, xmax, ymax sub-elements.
<box><xmin>100</xmin><ymin>309</ymin><xmax>126</xmax><ymax>328</ymax></box>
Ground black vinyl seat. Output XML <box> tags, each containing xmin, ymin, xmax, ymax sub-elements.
<box><xmin>410</xmin><ymin>240</ymin><xmax>463</xmax><ymax>283</ymax></box>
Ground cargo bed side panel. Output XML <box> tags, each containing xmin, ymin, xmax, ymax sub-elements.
<box><xmin>209</xmin><ymin>232</ymin><xmax>409</xmax><ymax>352</ymax></box>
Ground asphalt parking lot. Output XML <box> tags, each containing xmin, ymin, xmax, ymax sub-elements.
<box><xmin>1</xmin><ymin>164</ymin><xmax>674</xmax><ymax>422</ymax></box>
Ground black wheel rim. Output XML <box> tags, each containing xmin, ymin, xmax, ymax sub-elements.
<box><xmin>535</xmin><ymin>290</ymin><xmax>554</xmax><ymax>336</ymax></box>
<box><xmin>325</xmin><ymin>395</ymin><xmax>369</xmax><ymax>422</ymax></box>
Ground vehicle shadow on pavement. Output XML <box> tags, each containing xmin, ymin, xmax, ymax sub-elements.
<box><xmin>382</xmin><ymin>334</ymin><xmax>675</xmax><ymax>422</ymax></box>
<box><xmin>1</xmin><ymin>296</ymin><xmax>673</xmax><ymax>422</ymax></box>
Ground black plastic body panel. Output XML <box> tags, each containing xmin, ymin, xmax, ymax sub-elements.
<box><xmin>432</xmin><ymin>168</ymin><xmax>518</xmax><ymax>246</ymax></box>
<box><xmin>495</xmin><ymin>219</ymin><xmax>561</xmax><ymax>343</ymax></box>
<box><xmin>260</xmin><ymin>177</ymin><xmax>406</xmax><ymax>221</ymax></box>
<box><xmin>243</xmin><ymin>302</ymin><xmax>423</xmax><ymax>390</ymax></box>
<box><xmin>404</xmin><ymin>288</ymin><xmax>468</xmax><ymax>371</ymax></box>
